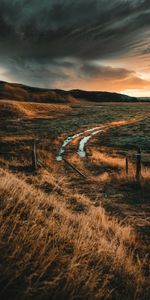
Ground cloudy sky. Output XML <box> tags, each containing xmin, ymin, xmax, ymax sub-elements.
<box><xmin>0</xmin><ymin>0</ymin><xmax>150</xmax><ymax>96</ymax></box>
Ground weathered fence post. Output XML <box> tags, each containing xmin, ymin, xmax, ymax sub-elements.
<box><xmin>136</xmin><ymin>147</ymin><xmax>141</xmax><ymax>181</ymax></box>
<box><xmin>125</xmin><ymin>155</ymin><xmax>129</xmax><ymax>176</ymax></box>
<box><xmin>32</xmin><ymin>141</ymin><xmax>37</xmax><ymax>171</ymax></box>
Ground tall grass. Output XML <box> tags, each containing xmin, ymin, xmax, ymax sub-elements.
<box><xmin>0</xmin><ymin>167</ymin><xmax>148</xmax><ymax>300</ymax></box>
<box><xmin>90</xmin><ymin>150</ymin><xmax>150</xmax><ymax>184</ymax></box>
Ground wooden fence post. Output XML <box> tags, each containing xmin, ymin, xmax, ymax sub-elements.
<box><xmin>125</xmin><ymin>156</ymin><xmax>129</xmax><ymax>176</ymax></box>
<box><xmin>32</xmin><ymin>141</ymin><xmax>37</xmax><ymax>171</ymax></box>
<box><xmin>136</xmin><ymin>148</ymin><xmax>141</xmax><ymax>181</ymax></box>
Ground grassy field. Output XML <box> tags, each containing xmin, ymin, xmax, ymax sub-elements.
<box><xmin>0</xmin><ymin>99</ymin><xmax>149</xmax><ymax>300</ymax></box>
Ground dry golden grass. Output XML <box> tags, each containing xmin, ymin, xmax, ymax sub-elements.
<box><xmin>0</xmin><ymin>100</ymin><xmax>71</xmax><ymax>119</ymax></box>
<box><xmin>0</xmin><ymin>167</ymin><xmax>148</xmax><ymax>300</ymax></box>
<box><xmin>90</xmin><ymin>149</ymin><xmax>150</xmax><ymax>184</ymax></box>
<box><xmin>91</xmin><ymin>150</ymin><xmax>126</xmax><ymax>169</ymax></box>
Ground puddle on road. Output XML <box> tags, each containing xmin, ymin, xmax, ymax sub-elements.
<box><xmin>56</xmin><ymin>126</ymin><xmax>102</xmax><ymax>161</ymax></box>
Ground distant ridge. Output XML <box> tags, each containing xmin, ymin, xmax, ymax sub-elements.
<box><xmin>0</xmin><ymin>80</ymin><xmax>149</xmax><ymax>103</ymax></box>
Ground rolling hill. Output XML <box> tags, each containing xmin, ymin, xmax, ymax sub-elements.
<box><xmin>0</xmin><ymin>80</ymin><xmax>146</xmax><ymax>104</ymax></box>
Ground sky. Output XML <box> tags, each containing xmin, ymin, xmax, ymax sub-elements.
<box><xmin>0</xmin><ymin>0</ymin><xmax>150</xmax><ymax>96</ymax></box>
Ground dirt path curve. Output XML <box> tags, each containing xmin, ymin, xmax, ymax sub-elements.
<box><xmin>56</xmin><ymin>118</ymin><xmax>141</xmax><ymax>161</ymax></box>
<box><xmin>56</xmin><ymin>125</ymin><xmax>103</xmax><ymax>161</ymax></box>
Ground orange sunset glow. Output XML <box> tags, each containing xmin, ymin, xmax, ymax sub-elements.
<box><xmin>0</xmin><ymin>0</ymin><xmax>149</xmax><ymax>97</ymax></box>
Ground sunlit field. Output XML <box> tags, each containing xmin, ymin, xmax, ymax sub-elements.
<box><xmin>1</xmin><ymin>0</ymin><xmax>150</xmax><ymax>298</ymax></box>
<box><xmin>0</xmin><ymin>99</ymin><xmax>149</xmax><ymax>300</ymax></box>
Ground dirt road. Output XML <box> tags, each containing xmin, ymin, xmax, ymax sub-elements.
<box><xmin>56</xmin><ymin>118</ymin><xmax>141</xmax><ymax>160</ymax></box>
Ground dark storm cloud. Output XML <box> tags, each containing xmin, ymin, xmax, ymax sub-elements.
<box><xmin>1</xmin><ymin>57</ymin><xmax>71</xmax><ymax>88</ymax></box>
<box><xmin>141</xmin><ymin>47</ymin><xmax>150</xmax><ymax>55</ymax></box>
<box><xmin>0</xmin><ymin>0</ymin><xmax>149</xmax><ymax>87</ymax></box>
<box><xmin>80</xmin><ymin>63</ymin><xmax>134</xmax><ymax>80</ymax></box>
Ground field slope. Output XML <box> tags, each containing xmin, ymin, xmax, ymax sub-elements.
<box><xmin>0</xmin><ymin>167</ymin><xmax>148</xmax><ymax>300</ymax></box>
<box><xmin>0</xmin><ymin>81</ymin><xmax>149</xmax><ymax>300</ymax></box>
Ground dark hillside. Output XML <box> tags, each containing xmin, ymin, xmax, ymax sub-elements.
<box><xmin>0</xmin><ymin>80</ymin><xmax>142</xmax><ymax>104</ymax></box>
